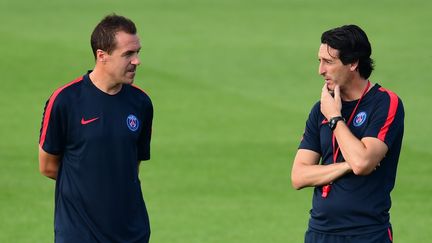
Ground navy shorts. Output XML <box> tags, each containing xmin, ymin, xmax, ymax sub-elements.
<box><xmin>305</xmin><ymin>227</ymin><xmax>393</xmax><ymax>243</ymax></box>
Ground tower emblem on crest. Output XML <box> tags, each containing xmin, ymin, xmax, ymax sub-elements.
<box><xmin>126</xmin><ymin>114</ymin><xmax>139</xmax><ymax>131</ymax></box>
<box><xmin>353</xmin><ymin>111</ymin><xmax>367</xmax><ymax>127</ymax></box>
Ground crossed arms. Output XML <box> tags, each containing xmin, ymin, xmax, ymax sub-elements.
<box><xmin>291</xmin><ymin>85</ymin><xmax>388</xmax><ymax>190</ymax></box>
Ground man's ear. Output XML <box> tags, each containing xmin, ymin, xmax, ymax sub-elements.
<box><xmin>96</xmin><ymin>49</ymin><xmax>107</xmax><ymax>63</ymax></box>
<box><xmin>350</xmin><ymin>60</ymin><xmax>359</xmax><ymax>71</ymax></box>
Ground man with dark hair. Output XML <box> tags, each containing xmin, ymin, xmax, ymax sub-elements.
<box><xmin>291</xmin><ymin>25</ymin><xmax>404</xmax><ymax>242</ymax></box>
<box><xmin>39</xmin><ymin>14</ymin><xmax>153</xmax><ymax>242</ymax></box>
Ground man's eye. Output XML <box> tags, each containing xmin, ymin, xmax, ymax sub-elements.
<box><xmin>124</xmin><ymin>52</ymin><xmax>134</xmax><ymax>57</ymax></box>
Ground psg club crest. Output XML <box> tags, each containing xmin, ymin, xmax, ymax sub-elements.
<box><xmin>353</xmin><ymin>111</ymin><xmax>367</xmax><ymax>127</ymax></box>
<box><xmin>126</xmin><ymin>114</ymin><xmax>139</xmax><ymax>131</ymax></box>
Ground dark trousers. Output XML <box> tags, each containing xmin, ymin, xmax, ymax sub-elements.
<box><xmin>305</xmin><ymin>228</ymin><xmax>393</xmax><ymax>243</ymax></box>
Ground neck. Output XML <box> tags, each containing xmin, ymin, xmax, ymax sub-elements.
<box><xmin>89</xmin><ymin>69</ymin><xmax>122</xmax><ymax>95</ymax></box>
<box><xmin>340</xmin><ymin>78</ymin><xmax>371</xmax><ymax>101</ymax></box>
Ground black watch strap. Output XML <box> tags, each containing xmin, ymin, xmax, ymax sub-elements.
<box><xmin>329</xmin><ymin>116</ymin><xmax>345</xmax><ymax>131</ymax></box>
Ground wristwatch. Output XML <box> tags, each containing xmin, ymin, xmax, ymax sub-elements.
<box><xmin>328</xmin><ymin>116</ymin><xmax>345</xmax><ymax>131</ymax></box>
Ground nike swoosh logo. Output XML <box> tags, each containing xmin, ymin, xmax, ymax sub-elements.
<box><xmin>81</xmin><ymin>117</ymin><xmax>100</xmax><ymax>125</ymax></box>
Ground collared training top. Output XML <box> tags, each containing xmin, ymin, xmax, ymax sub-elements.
<box><xmin>299</xmin><ymin>83</ymin><xmax>404</xmax><ymax>235</ymax></box>
<box><xmin>39</xmin><ymin>72</ymin><xmax>153</xmax><ymax>242</ymax></box>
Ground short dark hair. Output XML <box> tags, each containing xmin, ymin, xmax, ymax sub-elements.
<box><xmin>90</xmin><ymin>14</ymin><xmax>137</xmax><ymax>59</ymax></box>
<box><xmin>321</xmin><ymin>25</ymin><xmax>374</xmax><ymax>79</ymax></box>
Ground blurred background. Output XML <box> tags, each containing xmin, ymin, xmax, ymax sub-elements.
<box><xmin>0</xmin><ymin>0</ymin><xmax>431</xmax><ymax>242</ymax></box>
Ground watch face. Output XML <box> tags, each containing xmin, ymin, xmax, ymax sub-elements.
<box><xmin>329</xmin><ymin>120</ymin><xmax>336</xmax><ymax>129</ymax></box>
<box><xmin>329</xmin><ymin>117</ymin><xmax>343</xmax><ymax>131</ymax></box>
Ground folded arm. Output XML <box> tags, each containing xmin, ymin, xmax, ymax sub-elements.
<box><xmin>291</xmin><ymin>149</ymin><xmax>352</xmax><ymax>190</ymax></box>
<box><xmin>333</xmin><ymin>123</ymin><xmax>388</xmax><ymax>175</ymax></box>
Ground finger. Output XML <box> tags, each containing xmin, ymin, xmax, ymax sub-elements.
<box><xmin>334</xmin><ymin>85</ymin><xmax>341</xmax><ymax>100</ymax></box>
<box><xmin>322</xmin><ymin>83</ymin><xmax>330</xmax><ymax>96</ymax></box>
<box><xmin>322</xmin><ymin>83</ymin><xmax>326</xmax><ymax>92</ymax></box>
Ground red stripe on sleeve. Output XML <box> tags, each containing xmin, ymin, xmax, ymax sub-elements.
<box><xmin>377</xmin><ymin>87</ymin><xmax>399</xmax><ymax>141</ymax></box>
<box><xmin>39</xmin><ymin>77</ymin><xmax>83</xmax><ymax>148</ymax></box>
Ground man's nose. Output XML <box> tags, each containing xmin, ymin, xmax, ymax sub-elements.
<box><xmin>318</xmin><ymin>62</ymin><xmax>325</xmax><ymax>75</ymax></box>
<box><xmin>132</xmin><ymin>56</ymin><xmax>141</xmax><ymax>66</ymax></box>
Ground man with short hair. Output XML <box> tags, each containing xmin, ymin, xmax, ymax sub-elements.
<box><xmin>291</xmin><ymin>25</ymin><xmax>404</xmax><ymax>243</ymax></box>
<box><xmin>39</xmin><ymin>14</ymin><xmax>153</xmax><ymax>242</ymax></box>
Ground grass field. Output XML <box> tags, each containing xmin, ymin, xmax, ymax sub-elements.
<box><xmin>0</xmin><ymin>0</ymin><xmax>431</xmax><ymax>242</ymax></box>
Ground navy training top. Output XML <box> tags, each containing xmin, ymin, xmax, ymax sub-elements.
<box><xmin>39</xmin><ymin>72</ymin><xmax>153</xmax><ymax>242</ymax></box>
<box><xmin>299</xmin><ymin>83</ymin><xmax>404</xmax><ymax>235</ymax></box>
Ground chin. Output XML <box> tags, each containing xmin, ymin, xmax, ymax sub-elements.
<box><xmin>122</xmin><ymin>76</ymin><xmax>135</xmax><ymax>84</ymax></box>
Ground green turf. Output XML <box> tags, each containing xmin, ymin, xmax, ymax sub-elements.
<box><xmin>0</xmin><ymin>0</ymin><xmax>431</xmax><ymax>242</ymax></box>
